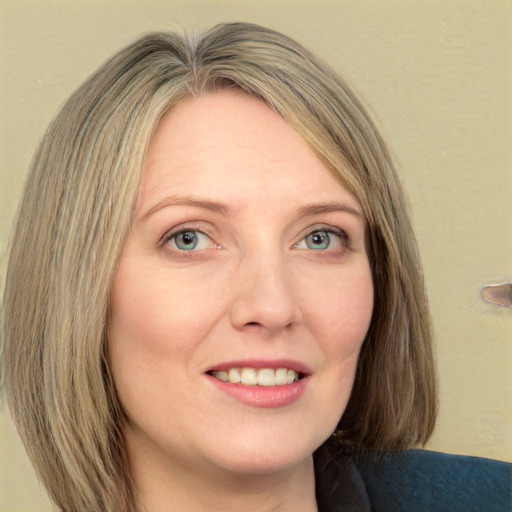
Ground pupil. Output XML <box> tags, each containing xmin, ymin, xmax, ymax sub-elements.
<box><xmin>180</xmin><ymin>231</ymin><xmax>197</xmax><ymax>249</ymax></box>
<box><xmin>313</xmin><ymin>233</ymin><xmax>324</xmax><ymax>245</ymax></box>
<box><xmin>307</xmin><ymin>230</ymin><xmax>329</xmax><ymax>250</ymax></box>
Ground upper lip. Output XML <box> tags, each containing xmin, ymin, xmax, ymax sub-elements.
<box><xmin>206</xmin><ymin>359</ymin><xmax>312</xmax><ymax>376</ymax></box>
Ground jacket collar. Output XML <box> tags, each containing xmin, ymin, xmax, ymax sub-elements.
<box><xmin>314</xmin><ymin>442</ymin><xmax>372</xmax><ymax>512</ymax></box>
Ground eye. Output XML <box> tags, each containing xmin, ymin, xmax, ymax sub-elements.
<box><xmin>305</xmin><ymin>230</ymin><xmax>331</xmax><ymax>250</ymax></box>
<box><xmin>295</xmin><ymin>229</ymin><xmax>347</xmax><ymax>251</ymax></box>
<box><xmin>165</xmin><ymin>229</ymin><xmax>213</xmax><ymax>251</ymax></box>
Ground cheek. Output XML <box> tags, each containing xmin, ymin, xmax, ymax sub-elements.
<box><xmin>296</xmin><ymin>268</ymin><xmax>372</xmax><ymax>422</ymax></box>
<box><xmin>108</xmin><ymin>262</ymin><xmax>215</xmax><ymax>356</ymax></box>
<box><xmin>106</xmin><ymin>258</ymin><xmax>231</xmax><ymax>410</ymax></box>
<box><xmin>107</xmin><ymin>264</ymin><xmax>193</xmax><ymax>409</ymax></box>
<box><xmin>307</xmin><ymin>269</ymin><xmax>374</xmax><ymax>359</ymax></box>
<box><xmin>311</xmin><ymin>270</ymin><xmax>373</xmax><ymax>424</ymax></box>
<box><xmin>109</xmin><ymin>285</ymin><xmax>178</xmax><ymax>361</ymax></box>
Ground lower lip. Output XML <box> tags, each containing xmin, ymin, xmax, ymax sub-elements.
<box><xmin>205</xmin><ymin>374</ymin><xmax>308</xmax><ymax>408</ymax></box>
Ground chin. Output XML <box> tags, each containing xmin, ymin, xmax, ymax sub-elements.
<box><xmin>200</xmin><ymin>429</ymin><xmax>324</xmax><ymax>476</ymax></box>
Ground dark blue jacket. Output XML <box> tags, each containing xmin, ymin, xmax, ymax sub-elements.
<box><xmin>314</xmin><ymin>443</ymin><xmax>511</xmax><ymax>512</ymax></box>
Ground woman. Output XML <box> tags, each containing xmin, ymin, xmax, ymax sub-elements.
<box><xmin>1</xmin><ymin>22</ymin><xmax>509</xmax><ymax>512</ymax></box>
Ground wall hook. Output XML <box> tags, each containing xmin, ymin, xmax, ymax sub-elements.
<box><xmin>480</xmin><ymin>282</ymin><xmax>512</xmax><ymax>308</ymax></box>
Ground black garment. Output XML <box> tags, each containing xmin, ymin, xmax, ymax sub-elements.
<box><xmin>314</xmin><ymin>441</ymin><xmax>511</xmax><ymax>512</ymax></box>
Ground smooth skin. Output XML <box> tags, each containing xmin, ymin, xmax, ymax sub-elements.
<box><xmin>108</xmin><ymin>90</ymin><xmax>374</xmax><ymax>511</ymax></box>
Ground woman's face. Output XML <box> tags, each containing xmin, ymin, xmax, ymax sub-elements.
<box><xmin>108</xmin><ymin>90</ymin><xmax>373</xmax><ymax>479</ymax></box>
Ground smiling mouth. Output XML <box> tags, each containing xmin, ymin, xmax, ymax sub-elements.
<box><xmin>207</xmin><ymin>367</ymin><xmax>304</xmax><ymax>387</ymax></box>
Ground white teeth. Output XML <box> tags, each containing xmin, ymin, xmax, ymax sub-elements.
<box><xmin>275</xmin><ymin>368</ymin><xmax>288</xmax><ymax>386</ymax></box>
<box><xmin>212</xmin><ymin>367</ymin><xmax>300</xmax><ymax>387</ymax></box>
<box><xmin>240</xmin><ymin>368</ymin><xmax>257</xmax><ymax>385</ymax></box>
<box><xmin>215</xmin><ymin>370</ymin><xmax>229</xmax><ymax>382</ymax></box>
<box><xmin>257</xmin><ymin>368</ymin><xmax>275</xmax><ymax>387</ymax></box>
<box><xmin>228</xmin><ymin>368</ymin><xmax>241</xmax><ymax>384</ymax></box>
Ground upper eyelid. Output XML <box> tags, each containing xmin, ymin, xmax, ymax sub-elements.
<box><xmin>158</xmin><ymin>220</ymin><xmax>353</xmax><ymax>247</ymax></box>
<box><xmin>296</xmin><ymin>224</ymin><xmax>349</xmax><ymax>240</ymax></box>
<box><xmin>159</xmin><ymin>224</ymin><xmax>214</xmax><ymax>244</ymax></box>
<box><xmin>161</xmin><ymin>228</ymin><xmax>219</xmax><ymax>255</ymax></box>
<box><xmin>304</xmin><ymin>227</ymin><xmax>347</xmax><ymax>238</ymax></box>
<box><xmin>160</xmin><ymin>224</ymin><xmax>349</xmax><ymax>241</ymax></box>
<box><xmin>292</xmin><ymin>227</ymin><xmax>350</xmax><ymax>252</ymax></box>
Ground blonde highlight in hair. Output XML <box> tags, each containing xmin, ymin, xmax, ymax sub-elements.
<box><xmin>1</xmin><ymin>23</ymin><xmax>436</xmax><ymax>511</ymax></box>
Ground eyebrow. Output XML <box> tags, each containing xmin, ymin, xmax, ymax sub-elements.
<box><xmin>298</xmin><ymin>202</ymin><xmax>363</xmax><ymax>219</ymax></box>
<box><xmin>139</xmin><ymin>195</ymin><xmax>233</xmax><ymax>221</ymax></box>
<box><xmin>139</xmin><ymin>196</ymin><xmax>363</xmax><ymax>221</ymax></box>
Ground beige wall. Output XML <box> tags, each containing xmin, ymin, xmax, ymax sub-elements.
<box><xmin>1</xmin><ymin>1</ymin><xmax>511</xmax><ymax>510</ymax></box>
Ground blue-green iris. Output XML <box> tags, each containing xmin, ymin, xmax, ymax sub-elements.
<box><xmin>174</xmin><ymin>231</ymin><xmax>199</xmax><ymax>250</ymax></box>
<box><xmin>305</xmin><ymin>230</ymin><xmax>331</xmax><ymax>250</ymax></box>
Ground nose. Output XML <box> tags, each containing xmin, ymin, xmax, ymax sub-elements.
<box><xmin>229</xmin><ymin>251</ymin><xmax>302</xmax><ymax>333</ymax></box>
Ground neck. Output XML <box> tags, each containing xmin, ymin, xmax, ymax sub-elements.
<box><xmin>128</xmin><ymin>439</ymin><xmax>318</xmax><ymax>512</ymax></box>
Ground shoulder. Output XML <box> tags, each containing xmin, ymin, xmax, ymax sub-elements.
<box><xmin>315</xmin><ymin>442</ymin><xmax>511</xmax><ymax>512</ymax></box>
<box><xmin>354</xmin><ymin>448</ymin><xmax>511</xmax><ymax>512</ymax></box>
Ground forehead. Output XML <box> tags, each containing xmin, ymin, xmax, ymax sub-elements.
<box><xmin>138</xmin><ymin>90</ymin><xmax>362</xmax><ymax>215</ymax></box>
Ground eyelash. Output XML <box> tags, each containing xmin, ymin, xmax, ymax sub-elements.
<box><xmin>160</xmin><ymin>225</ymin><xmax>349</xmax><ymax>256</ymax></box>
<box><xmin>293</xmin><ymin>228</ymin><xmax>349</xmax><ymax>252</ymax></box>
<box><xmin>161</xmin><ymin>227</ymin><xmax>217</xmax><ymax>253</ymax></box>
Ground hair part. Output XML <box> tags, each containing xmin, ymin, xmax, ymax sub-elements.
<box><xmin>1</xmin><ymin>22</ymin><xmax>436</xmax><ymax>511</ymax></box>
